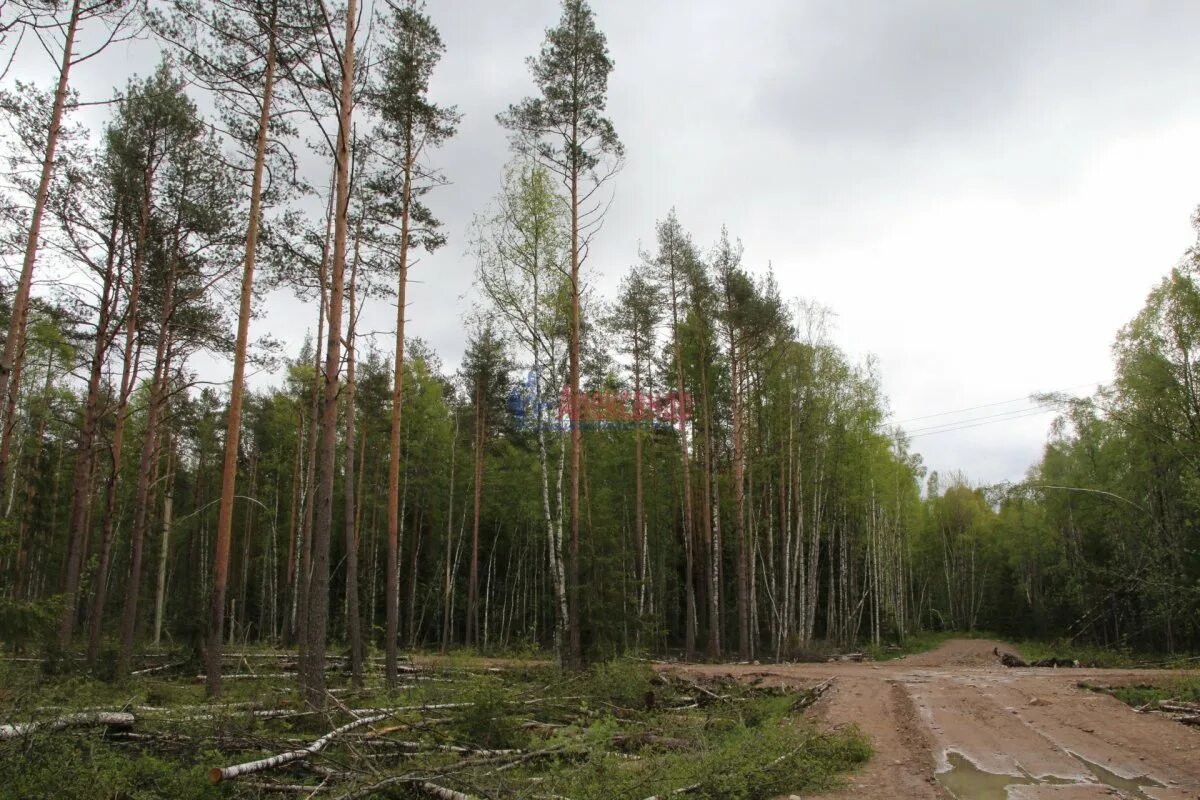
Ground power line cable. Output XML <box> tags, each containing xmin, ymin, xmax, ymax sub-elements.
<box><xmin>903</xmin><ymin>403</ymin><xmax>1059</xmax><ymax>435</ymax></box>
<box><xmin>906</xmin><ymin>407</ymin><xmax>1058</xmax><ymax>439</ymax></box>
<box><xmin>882</xmin><ymin>380</ymin><xmax>1103</xmax><ymax>427</ymax></box>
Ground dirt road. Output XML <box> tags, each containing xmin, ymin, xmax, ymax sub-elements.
<box><xmin>673</xmin><ymin>639</ymin><xmax>1200</xmax><ymax>800</ymax></box>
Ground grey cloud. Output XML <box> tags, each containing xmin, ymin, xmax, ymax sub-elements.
<box><xmin>755</xmin><ymin>1</ymin><xmax>1200</xmax><ymax>149</ymax></box>
<box><xmin>10</xmin><ymin>0</ymin><xmax>1200</xmax><ymax>486</ymax></box>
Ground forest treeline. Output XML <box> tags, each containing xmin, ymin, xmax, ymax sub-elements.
<box><xmin>0</xmin><ymin>0</ymin><xmax>1197</xmax><ymax>704</ymax></box>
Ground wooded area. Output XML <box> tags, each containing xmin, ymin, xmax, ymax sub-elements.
<box><xmin>1</xmin><ymin>0</ymin><xmax>1199</xmax><ymax>712</ymax></box>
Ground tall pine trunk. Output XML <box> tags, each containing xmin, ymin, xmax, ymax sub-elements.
<box><xmin>567</xmin><ymin>163</ymin><xmax>583</xmax><ymax>669</ymax></box>
<box><xmin>58</xmin><ymin>216</ymin><xmax>120</xmax><ymax>648</ymax></box>
<box><xmin>292</xmin><ymin>190</ymin><xmax>333</xmax><ymax>647</ymax></box>
<box><xmin>0</xmin><ymin>0</ymin><xmax>83</xmax><ymax>489</ymax></box>
<box><xmin>667</xmin><ymin>272</ymin><xmax>696</xmax><ymax>660</ymax></box>
<box><xmin>207</xmin><ymin>6</ymin><xmax>278</xmax><ymax>698</ymax></box>
<box><xmin>341</xmin><ymin>221</ymin><xmax>364</xmax><ymax>687</ymax></box>
<box><xmin>301</xmin><ymin>0</ymin><xmax>356</xmax><ymax>708</ymax></box>
<box><xmin>730</xmin><ymin>337</ymin><xmax>750</xmax><ymax>660</ymax></box>
<box><xmin>84</xmin><ymin>252</ymin><xmax>143</xmax><ymax>664</ymax></box>
<box><xmin>385</xmin><ymin>118</ymin><xmax>415</xmax><ymax>686</ymax></box>
<box><xmin>466</xmin><ymin>380</ymin><xmax>485</xmax><ymax>646</ymax></box>
<box><xmin>153</xmin><ymin>434</ymin><xmax>175</xmax><ymax>644</ymax></box>
<box><xmin>441</xmin><ymin>414</ymin><xmax>458</xmax><ymax>651</ymax></box>
<box><xmin>116</xmin><ymin>255</ymin><xmax>177</xmax><ymax>678</ymax></box>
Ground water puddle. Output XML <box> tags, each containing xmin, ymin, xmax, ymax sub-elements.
<box><xmin>937</xmin><ymin>750</ymin><xmax>1163</xmax><ymax>799</ymax></box>
<box><xmin>1077</xmin><ymin>756</ymin><xmax>1163</xmax><ymax>800</ymax></box>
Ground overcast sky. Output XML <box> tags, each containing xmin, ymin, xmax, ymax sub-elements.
<box><xmin>12</xmin><ymin>0</ymin><xmax>1200</xmax><ymax>487</ymax></box>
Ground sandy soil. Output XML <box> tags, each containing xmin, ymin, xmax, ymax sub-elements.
<box><xmin>670</xmin><ymin>639</ymin><xmax>1200</xmax><ymax>800</ymax></box>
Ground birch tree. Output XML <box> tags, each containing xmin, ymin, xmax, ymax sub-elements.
<box><xmin>474</xmin><ymin>163</ymin><xmax>571</xmax><ymax>663</ymax></box>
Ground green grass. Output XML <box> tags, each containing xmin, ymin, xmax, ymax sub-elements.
<box><xmin>863</xmin><ymin>631</ymin><xmax>1200</xmax><ymax>668</ymax></box>
<box><xmin>0</xmin><ymin>655</ymin><xmax>870</xmax><ymax>799</ymax></box>
<box><xmin>1013</xmin><ymin>639</ymin><xmax>1200</xmax><ymax>669</ymax></box>
<box><xmin>1081</xmin><ymin>676</ymin><xmax>1200</xmax><ymax>708</ymax></box>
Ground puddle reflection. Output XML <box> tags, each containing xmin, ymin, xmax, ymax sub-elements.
<box><xmin>936</xmin><ymin>750</ymin><xmax>1163</xmax><ymax>800</ymax></box>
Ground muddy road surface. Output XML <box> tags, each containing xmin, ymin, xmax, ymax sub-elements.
<box><xmin>673</xmin><ymin>639</ymin><xmax>1200</xmax><ymax>800</ymax></box>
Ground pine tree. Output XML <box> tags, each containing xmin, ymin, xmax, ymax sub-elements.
<box><xmin>0</xmin><ymin>0</ymin><xmax>139</xmax><ymax>494</ymax></box>
<box><xmin>112</xmin><ymin>63</ymin><xmax>239</xmax><ymax>678</ymax></box>
<box><xmin>612</xmin><ymin>267</ymin><xmax>663</xmax><ymax>627</ymax></box>
<box><xmin>150</xmin><ymin>0</ymin><xmax>301</xmax><ymax>699</ymax></box>
<box><xmin>461</xmin><ymin>317</ymin><xmax>512</xmax><ymax>647</ymax></box>
<box><xmin>645</xmin><ymin>211</ymin><xmax>701</xmax><ymax>659</ymax></box>
<box><xmin>499</xmin><ymin>0</ymin><xmax>623</xmax><ymax>668</ymax></box>
<box><xmin>368</xmin><ymin>0</ymin><xmax>459</xmax><ymax>687</ymax></box>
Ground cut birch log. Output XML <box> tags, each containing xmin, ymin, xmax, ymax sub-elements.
<box><xmin>0</xmin><ymin>711</ymin><xmax>135</xmax><ymax>740</ymax></box>
<box><xmin>358</xmin><ymin>736</ymin><xmax>522</xmax><ymax>757</ymax></box>
<box><xmin>417</xmin><ymin>783</ymin><xmax>473</xmax><ymax>800</ymax></box>
<box><xmin>131</xmin><ymin>660</ymin><xmax>186</xmax><ymax>676</ymax></box>
<box><xmin>240</xmin><ymin>781</ymin><xmax>325</xmax><ymax>794</ymax></box>
<box><xmin>1158</xmin><ymin>700</ymin><xmax>1200</xmax><ymax>714</ymax></box>
<box><xmin>209</xmin><ymin>711</ymin><xmax>390</xmax><ymax>783</ymax></box>
<box><xmin>641</xmin><ymin>782</ymin><xmax>702</xmax><ymax>799</ymax></box>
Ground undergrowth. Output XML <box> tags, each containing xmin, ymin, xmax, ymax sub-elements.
<box><xmin>1082</xmin><ymin>676</ymin><xmax>1200</xmax><ymax>708</ymax></box>
<box><xmin>864</xmin><ymin>631</ymin><xmax>1200</xmax><ymax>668</ymax></box>
<box><xmin>0</xmin><ymin>654</ymin><xmax>870</xmax><ymax>799</ymax></box>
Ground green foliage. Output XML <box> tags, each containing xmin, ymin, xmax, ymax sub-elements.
<box><xmin>1094</xmin><ymin>677</ymin><xmax>1200</xmax><ymax>707</ymax></box>
<box><xmin>578</xmin><ymin>658</ymin><xmax>655</xmax><ymax>709</ymax></box>
<box><xmin>1015</xmin><ymin>639</ymin><xmax>1133</xmax><ymax>668</ymax></box>
<box><xmin>907</xmin><ymin>234</ymin><xmax>1200</xmax><ymax>652</ymax></box>
<box><xmin>498</xmin><ymin>0</ymin><xmax>623</xmax><ymax>175</ymax></box>
<box><xmin>0</xmin><ymin>655</ymin><xmax>868</xmax><ymax>799</ymax></box>
<box><xmin>449</xmin><ymin>675</ymin><xmax>526</xmax><ymax>750</ymax></box>
<box><xmin>0</xmin><ymin>595</ymin><xmax>63</xmax><ymax>652</ymax></box>
<box><xmin>683</xmin><ymin>721</ymin><xmax>870</xmax><ymax>800</ymax></box>
<box><xmin>530</xmin><ymin>695</ymin><xmax>870</xmax><ymax>800</ymax></box>
<box><xmin>0</xmin><ymin>733</ymin><xmax>214</xmax><ymax>800</ymax></box>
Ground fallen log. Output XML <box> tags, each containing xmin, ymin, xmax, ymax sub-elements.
<box><xmin>0</xmin><ymin>711</ymin><xmax>135</xmax><ymax>740</ymax></box>
<box><xmin>348</xmin><ymin>702</ymin><xmax>473</xmax><ymax>715</ymax></box>
<box><xmin>1029</xmin><ymin>658</ymin><xmax>1079</xmax><ymax>668</ymax></box>
<box><xmin>671</xmin><ymin>675</ymin><xmax>721</xmax><ymax>701</ymax></box>
<box><xmin>336</xmin><ymin>777</ymin><xmax>473</xmax><ymax>800</ymax></box>
<box><xmin>358</xmin><ymin>736</ymin><xmax>522</xmax><ymax>757</ymax></box>
<box><xmin>209</xmin><ymin>711</ymin><xmax>390</xmax><ymax>783</ymax></box>
<box><xmin>177</xmin><ymin>708</ymin><xmax>317</xmax><ymax>724</ymax></box>
<box><xmin>131</xmin><ymin>660</ymin><xmax>186</xmax><ymax>676</ymax></box>
<box><xmin>336</xmin><ymin>776</ymin><xmax>413</xmax><ymax>799</ymax></box>
<box><xmin>480</xmin><ymin>744</ymin><xmax>573</xmax><ymax>775</ymax></box>
<box><xmin>417</xmin><ymin>783</ymin><xmax>473</xmax><ymax>800</ymax></box>
<box><xmin>997</xmin><ymin>653</ymin><xmax>1027</xmax><ymax>668</ymax></box>
<box><xmin>794</xmin><ymin>677</ymin><xmax>835</xmax><ymax>711</ymax></box>
<box><xmin>1158</xmin><ymin>701</ymin><xmax>1200</xmax><ymax>714</ymax></box>
<box><xmin>641</xmin><ymin>782</ymin><xmax>701</xmax><ymax>799</ymax></box>
<box><xmin>241</xmin><ymin>781</ymin><xmax>325</xmax><ymax>794</ymax></box>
